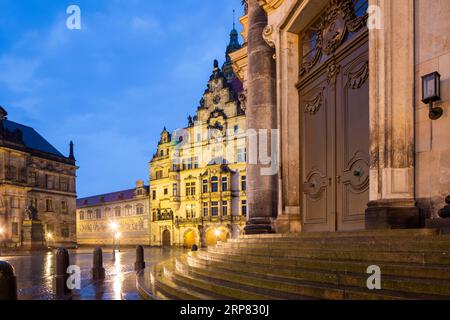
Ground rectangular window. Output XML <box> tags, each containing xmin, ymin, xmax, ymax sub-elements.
<box><xmin>186</xmin><ymin>204</ymin><xmax>196</xmax><ymax>219</ymax></box>
<box><xmin>29</xmin><ymin>172</ymin><xmax>39</xmax><ymax>187</ymax></box>
<box><xmin>222</xmin><ymin>177</ymin><xmax>228</xmax><ymax>192</ymax></box>
<box><xmin>211</xmin><ymin>177</ymin><xmax>219</xmax><ymax>193</ymax></box>
<box><xmin>79</xmin><ymin>212</ymin><xmax>85</xmax><ymax>220</ymax></box>
<box><xmin>222</xmin><ymin>201</ymin><xmax>228</xmax><ymax>216</ymax></box>
<box><xmin>155</xmin><ymin>171</ymin><xmax>163</xmax><ymax>180</ymax></box>
<box><xmin>211</xmin><ymin>201</ymin><xmax>219</xmax><ymax>217</ymax></box>
<box><xmin>46</xmin><ymin>199</ymin><xmax>53</xmax><ymax>212</ymax></box>
<box><xmin>187</xmin><ymin>158</ymin><xmax>193</xmax><ymax>170</ymax></box>
<box><xmin>46</xmin><ymin>175</ymin><xmax>54</xmax><ymax>189</ymax></box>
<box><xmin>173</xmin><ymin>183</ymin><xmax>178</xmax><ymax>197</ymax></box>
<box><xmin>242</xmin><ymin>200</ymin><xmax>247</xmax><ymax>216</ymax></box>
<box><xmin>115</xmin><ymin>207</ymin><xmax>121</xmax><ymax>217</ymax></box>
<box><xmin>186</xmin><ymin>182</ymin><xmax>196</xmax><ymax>196</ymax></box>
<box><xmin>152</xmin><ymin>190</ymin><xmax>156</xmax><ymax>200</ymax></box>
<box><xmin>241</xmin><ymin>175</ymin><xmax>247</xmax><ymax>191</ymax></box>
<box><xmin>194</xmin><ymin>156</ymin><xmax>199</xmax><ymax>169</ymax></box>
<box><xmin>182</xmin><ymin>159</ymin><xmax>187</xmax><ymax>171</ymax></box>
<box><xmin>202</xmin><ymin>179</ymin><xmax>208</xmax><ymax>193</ymax></box>
<box><xmin>7</xmin><ymin>166</ymin><xmax>17</xmax><ymax>180</ymax></box>
<box><xmin>164</xmin><ymin>188</ymin><xmax>168</xmax><ymax>196</ymax></box>
<box><xmin>95</xmin><ymin>209</ymin><xmax>102</xmax><ymax>219</ymax></box>
<box><xmin>61</xmin><ymin>227</ymin><xmax>70</xmax><ymax>238</ymax></box>
<box><xmin>61</xmin><ymin>201</ymin><xmax>68</xmax><ymax>214</ymax></box>
<box><xmin>12</xmin><ymin>223</ymin><xmax>18</xmax><ymax>236</ymax></box>
<box><xmin>203</xmin><ymin>202</ymin><xmax>209</xmax><ymax>217</ymax></box>
<box><xmin>136</xmin><ymin>205</ymin><xmax>144</xmax><ymax>215</ymax></box>
<box><xmin>60</xmin><ymin>177</ymin><xmax>68</xmax><ymax>192</ymax></box>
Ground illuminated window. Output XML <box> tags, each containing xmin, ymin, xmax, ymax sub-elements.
<box><xmin>203</xmin><ymin>202</ymin><xmax>209</xmax><ymax>217</ymax></box>
<box><xmin>211</xmin><ymin>201</ymin><xmax>219</xmax><ymax>216</ymax></box>
<box><xmin>211</xmin><ymin>177</ymin><xmax>219</xmax><ymax>193</ymax></box>
<box><xmin>202</xmin><ymin>179</ymin><xmax>208</xmax><ymax>193</ymax></box>
<box><xmin>222</xmin><ymin>201</ymin><xmax>228</xmax><ymax>216</ymax></box>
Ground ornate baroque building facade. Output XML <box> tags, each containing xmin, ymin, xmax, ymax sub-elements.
<box><xmin>76</xmin><ymin>180</ymin><xmax>150</xmax><ymax>246</ymax></box>
<box><xmin>233</xmin><ymin>0</ymin><xmax>450</xmax><ymax>233</ymax></box>
<box><xmin>150</xmin><ymin>28</ymin><xmax>247</xmax><ymax>248</ymax></box>
<box><xmin>0</xmin><ymin>107</ymin><xmax>77</xmax><ymax>248</ymax></box>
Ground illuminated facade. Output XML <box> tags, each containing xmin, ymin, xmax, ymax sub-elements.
<box><xmin>76</xmin><ymin>180</ymin><xmax>150</xmax><ymax>246</ymax></box>
<box><xmin>149</xmin><ymin>28</ymin><xmax>247</xmax><ymax>248</ymax></box>
<box><xmin>0</xmin><ymin>107</ymin><xmax>77</xmax><ymax>248</ymax></box>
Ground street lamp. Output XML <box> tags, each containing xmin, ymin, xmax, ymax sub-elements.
<box><xmin>109</xmin><ymin>221</ymin><xmax>119</xmax><ymax>261</ymax></box>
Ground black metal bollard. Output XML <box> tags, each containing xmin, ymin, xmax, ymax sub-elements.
<box><xmin>0</xmin><ymin>261</ymin><xmax>17</xmax><ymax>300</ymax></box>
<box><xmin>191</xmin><ymin>244</ymin><xmax>198</xmax><ymax>252</ymax></box>
<box><xmin>91</xmin><ymin>248</ymin><xmax>106</xmax><ymax>281</ymax></box>
<box><xmin>54</xmin><ymin>247</ymin><xmax>71</xmax><ymax>298</ymax></box>
<box><xmin>134</xmin><ymin>245</ymin><xmax>145</xmax><ymax>272</ymax></box>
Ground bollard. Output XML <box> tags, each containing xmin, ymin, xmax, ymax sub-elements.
<box><xmin>0</xmin><ymin>261</ymin><xmax>17</xmax><ymax>300</ymax></box>
<box><xmin>134</xmin><ymin>245</ymin><xmax>145</xmax><ymax>272</ymax></box>
<box><xmin>191</xmin><ymin>244</ymin><xmax>198</xmax><ymax>252</ymax></box>
<box><xmin>54</xmin><ymin>247</ymin><xmax>71</xmax><ymax>298</ymax></box>
<box><xmin>91</xmin><ymin>248</ymin><xmax>106</xmax><ymax>281</ymax></box>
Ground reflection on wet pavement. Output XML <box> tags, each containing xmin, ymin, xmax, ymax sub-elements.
<box><xmin>0</xmin><ymin>248</ymin><xmax>185</xmax><ymax>300</ymax></box>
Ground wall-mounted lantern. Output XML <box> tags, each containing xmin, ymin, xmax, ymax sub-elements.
<box><xmin>422</xmin><ymin>71</ymin><xmax>443</xmax><ymax>120</ymax></box>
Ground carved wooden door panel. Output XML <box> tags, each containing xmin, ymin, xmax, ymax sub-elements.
<box><xmin>335</xmin><ymin>41</ymin><xmax>369</xmax><ymax>231</ymax></box>
<box><xmin>300</xmin><ymin>73</ymin><xmax>335</xmax><ymax>232</ymax></box>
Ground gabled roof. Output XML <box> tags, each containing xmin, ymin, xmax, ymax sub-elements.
<box><xmin>77</xmin><ymin>186</ymin><xmax>149</xmax><ymax>208</ymax></box>
<box><xmin>2</xmin><ymin>119</ymin><xmax>64</xmax><ymax>157</ymax></box>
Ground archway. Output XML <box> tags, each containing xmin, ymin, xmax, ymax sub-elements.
<box><xmin>205</xmin><ymin>227</ymin><xmax>229</xmax><ymax>247</ymax></box>
<box><xmin>183</xmin><ymin>229</ymin><xmax>196</xmax><ymax>249</ymax></box>
<box><xmin>162</xmin><ymin>229</ymin><xmax>171</xmax><ymax>248</ymax></box>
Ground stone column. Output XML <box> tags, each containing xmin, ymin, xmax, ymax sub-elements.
<box><xmin>365</xmin><ymin>0</ymin><xmax>420</xmax><ymax>229</ymax></box>
<box><xmin>244</xmin><ymin>0</ymin><xmax>277</xmax><ymax>234</ymax></box>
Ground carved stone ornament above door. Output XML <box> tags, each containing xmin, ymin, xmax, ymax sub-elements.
<box><xmin>300</xmin><ymin>0</ymin><xmax>368</xmax><ymax>77</ymax></box>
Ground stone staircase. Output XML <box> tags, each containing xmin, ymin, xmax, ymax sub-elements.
<box><xmin>137</xmin><ymin>229</ymin><xmax>450</xmax><ymax>300</ymax></box>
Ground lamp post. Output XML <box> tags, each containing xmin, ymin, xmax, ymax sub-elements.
<box><xmin>109</xmin><ymin>221</ymin><xmax>119</xmax><ymax>262</ymax></box>
<box><xmin>46</xmin><ymin>232</ymin><xmax>53</xmax><ymax>249</ymax></box>
<box><xmin>115</xmin><ymin>232</ymin><xmax>122</xmax><ymax>253</ymax></box>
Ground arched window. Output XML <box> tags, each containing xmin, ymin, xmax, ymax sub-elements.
<box><xmin>115</xmin><ymin>207</ymin><xmax>121</xmax><ymax>217</ymax></box>
<box><xmin>79</xmin><ymin>211</ymin><xmax>85</xmax><ymax>220</ymax></box>
<box><xmin>211</xmin><ymin>177</ymin><xmax>219</xmax><ymax>193</ymax></box>
<box><xmin>125</xmin><ymin>205</ymin><xmax>132</xmax><ymax>216</ymax></box>
<box><xmin>87</xmin><ymin>210</ymin><xmax>93</xmax><ymax>220</ymax></box>
<box><xmin>105</xmin><ymin>207</ymin><xmax>111</xmax><ymax>217</ymax></box>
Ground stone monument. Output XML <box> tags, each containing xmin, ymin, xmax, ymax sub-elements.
<box><xmin>21</xmin><ymin>205</ymin><xmax>46</xmax><ymax>250</ymax></box>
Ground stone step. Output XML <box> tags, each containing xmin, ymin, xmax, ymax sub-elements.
<box><xmin>151</xmin><ymin>262</ymin><xmax>225</xmax><ymax>300</ymax></box>
<box><xmin>178</xmin><ymin>256</ymin><xmax>443</xmax><ymax>300</ymax></box>
<box><xmin>187</xmin><ymin>253</ymin><xmax>450</xmax><ymax>297</ymax></box>
<box><xmin>239</xmin><ymin>229</ymin><xmax>440</xmax><ymax>241</ymax></box>
<box><xmin>194</xmin><ymin>251</ymin><xmax>450</xmax><ymax>280</ymax></box>
<box><xmin>207</xmin><ymin>246</ymin><xmax>450</xmax><ymax>265</ymax></box>
<box><xmin>219</xmin><ymin>239</ymin><xmax>450</xmax><ymax>253</ymax></box>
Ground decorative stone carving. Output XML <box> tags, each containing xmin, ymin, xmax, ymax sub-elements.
<box><xmin>326</xmin><ymin>60</ymin><xmax>341</xmax><ymax>84</ymax></box>
<box><xmin>238</xmin><ymin>90</ymin><xmax>247</xmax><ymax>112</ymax></box>
<box><xmin>304</xmin><ymin>92</ymin><xmax>323</xmax><ymax>115</ymax></box>
<box><xmin>348</xmin><ymin>61</ymin><xmax>369</xmax><ymax>89</ymax></box>
<box><xmin>300</xmin><ymin>0</ymin><xmax>368</xmax><ymax>77</ymax></box>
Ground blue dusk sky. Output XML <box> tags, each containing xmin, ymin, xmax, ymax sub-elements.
<box><xmin>0</xmin><ymin>0</ymin><xmax>243</xmax><ymax>198</ymax></box>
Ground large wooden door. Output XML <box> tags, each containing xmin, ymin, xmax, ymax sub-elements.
<box><xmin>298</xmin><ymin>0</ymin><xmax>370</xmax><ymax>232</ymax></box>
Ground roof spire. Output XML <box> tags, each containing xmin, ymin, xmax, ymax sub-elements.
<box><xmin>233</xmin><ymin>9</ymin><xmax>236</xmax><ymax>30</ymax></box>
<box><xmin>69</xmin><ymin>141</ymin><xmax>75</xmax><ymax>160</ymax></box>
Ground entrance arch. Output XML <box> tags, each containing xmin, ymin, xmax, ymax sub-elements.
<box><xmin>162</xmin><ymin>229</ymin><xmax>171</xmax><ymax>248</ymax></box>
<box><xmin>205</xmin><ymin>227</ymin><xmax>229</xmax><ymax>247</ymax></box>
<box><xmin>183</xmin><ymin>229</ymin><xmax>196</xmax><ymax>249</ymax></box>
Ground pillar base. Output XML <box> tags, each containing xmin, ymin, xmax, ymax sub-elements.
<box><xmin>244</xmin><ymin>217</ymin><xmax>275</xmax><ymax>235</ymax></box>
<box><xmin>274</xmin><ymin>207</ymin><xmax>302</xmax><ymax>233</ymax></box>
<box><xmin>365</xmin><ymin>199</ymin><xmax>420</xmax><ymax>230</ymax></box>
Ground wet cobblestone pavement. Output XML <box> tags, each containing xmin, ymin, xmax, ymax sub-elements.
<box><xmin>0</xmin><ymin>247</ymin><xmax>185</xmax><ymax>300</ymax></box>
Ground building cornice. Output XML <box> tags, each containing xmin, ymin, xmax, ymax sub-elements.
<box><xmin>258</xmin><ymin>0</ymin><xmax>285</xmax><ymax>14</ymax></box>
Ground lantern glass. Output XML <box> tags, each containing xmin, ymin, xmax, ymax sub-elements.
<box><xmin>422</xmin><ymin>72</ymin><xmax>441</xmax><ymax>103</ymax></box>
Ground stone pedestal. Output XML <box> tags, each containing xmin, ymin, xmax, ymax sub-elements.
<box><xmin>21</xmin><ymin>219</ymin><xmax>46</xmax><ymax>250</ymax></box>
<box><xmin>365</xmin><ymin>199</ymin><xmax>420</xmax><ymax>229</ymax></box>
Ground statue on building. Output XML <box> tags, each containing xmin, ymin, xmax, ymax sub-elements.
<box><xmin>25</xmin><ymin>205</ymin><xmax>39</xmax><ymax>221</ymax></box>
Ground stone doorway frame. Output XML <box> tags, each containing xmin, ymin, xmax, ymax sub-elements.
<box><xmin>261</xmin><ymin>0</ymin><xmax>419</xmax><ymax>233</ymax></box>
